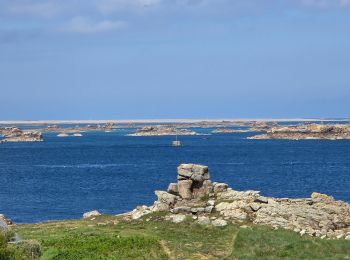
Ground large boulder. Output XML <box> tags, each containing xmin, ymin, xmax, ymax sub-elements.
<box><xmin>155</xmin><ymin>191</ymin><xmax>177</xmax><ymax>206</ymax></box>
<box><xmin>178</xmin><ymin>180</ymin><xmax>193</xmax><ymax>199</ymax></box>
<box><xmin>176</xmin><ymin>164</ymin><xmax>212</xmax><ymax>199</ymax></box>
<box><xmin>177</xmin><ymin>164</ymin><xmax>209</xmax><ymax>182</ymax></box>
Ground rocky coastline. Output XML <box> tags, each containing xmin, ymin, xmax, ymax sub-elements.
<box><xmin>128</xmin><ymin>164</ymin><xmax>350</xmax><ymax>240</ymax></box>
<box><xmin>249</xmin><ymin>124</ymin><xmax>350</xmax><ymax>140</ymax></box>
<box><xmin>128</xmin><ymin>126</ymin><xmax>198</xmax><ymax>136</ymax></box>
<box><xmin>0</xmin><ymin>127</ymin><xmax>43</xmax><ymax>143</ymax></box>
<box><xmin>212</xmin><ymin>128</ymin><xmax>251</xmax><ymax>134</ymax></box>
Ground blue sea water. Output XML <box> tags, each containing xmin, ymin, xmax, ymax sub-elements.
<box><xmin>1</xmin><ymin>129</ymin><xmax>350</xmax><ymax>223</ymax></box>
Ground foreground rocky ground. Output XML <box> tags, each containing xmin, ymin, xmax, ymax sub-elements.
<box><xmin>130</xmin><ymin>164</ymin><xmax>350</xmax><ymax>240</ymax></box>
<box><xmin>1</xmin><ymin>163</ymin><xmax>350</xmax><ymax>259</ymax></box>
<box><xmin>3</xmin><ymin>212</ymin><xmax>350</xmax><ymax>259</ymax></box>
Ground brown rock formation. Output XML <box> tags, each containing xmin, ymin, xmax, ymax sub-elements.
<box><xmin>131</xmin><ymin>164</ymin><xmax>350</xmax><ymax>239</ymax></box>
<box><xmin>248</xmin><ymin>124</ymin><xmax>350</xmax><ymax>140</ymax></box>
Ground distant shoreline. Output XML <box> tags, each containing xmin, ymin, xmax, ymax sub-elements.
<box><xmin>0</xmin><ymin>118</ymin><xmax>349</xmax><ymax>125</ymax></box>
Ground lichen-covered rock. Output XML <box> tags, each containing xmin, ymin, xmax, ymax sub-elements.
<box><xmin>177</xmin><ymin>164</ymin><xmax>209</xmax><ymax>182</ymax></box>
<box><xmin>198</xmin><ymin>216</ymin><xmax>211</xmax><ymax>225</ymax></box>
<box><xmin>178</xmin><ymin>180</ymin><xmax>193</xmax><ymax>199</ymax></box>
<box><xmin>165</xmin><ymin>214</ymin><xmax>186</xmax><ymax>223</ymax></box>
<box><xmin>212</xmin><ymin>218</ymin><xmax>228</xmax><ymax>227</ymax></box>
<box><xmin>131</xmin><ymin>163</ymin><xmax>350</xmax><ymax>238</ymax></box>
<box><xmin>131</xmin><ymin>206</ymin><xmax>151</xmax><ymax>219</ymax></box>
<box><xmin>83</xmin><ymin>210</ymin><xmax>101</xmax><ymax>219</ymax></box>
<box><xmin>155</xmin><ymin>191</ymin><xmax>177</xmax><ymax>206</ymax></box>
<box><xmin>213</xmin><ymin>183</ymin><xmax>228</xmax><ymax>193</ymax></box>
<box><xmin>167</xmin><ymin>183</ymin><xmax>179</xmax><ymax>195</ymax></box>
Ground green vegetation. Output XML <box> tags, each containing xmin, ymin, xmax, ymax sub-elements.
<box><xmin>11</xmin><ymin>214</ymin><xmax>350</xmax><ymax>260</ymax></box>
<box><xmin>1</xmin><ymin>230</ymin><xmax>40</xmax><ymax>260</ymax></box>
<box><xmin>232</xmin><ymin>226</ymin><xmax>350</xmax><ymax>259</ymax></box>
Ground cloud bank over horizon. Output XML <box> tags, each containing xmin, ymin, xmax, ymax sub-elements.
<box><xmin>0</xmin><ymin>0</ymin><xmax>349</xmax><ymax>119</ymax></box>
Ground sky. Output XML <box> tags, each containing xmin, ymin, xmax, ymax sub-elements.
<box><xmin>0</xmin><ymin>0</ymin><xmax>349</xmax><ymax>120</ymax></box>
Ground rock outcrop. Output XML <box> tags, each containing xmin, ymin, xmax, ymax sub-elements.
<box><xmin>83</xmin><ymin>210</ymin><xmax>102</xmax><ymax>219</ymax></box>
<box><xmin>0</xmin><ymin>214</ymin><xmax>12</xmax><ymax>231</ymax></box>
<box><xmin>128</xmin><ymin>126</ymin><xmax>197</xmax><ymax>136</ymax></box>
<box><xmin>0</xmin><ymin>127</ymin><xmax>43</xmax><ymax>143</ymax></box>
<box><xmin>131</xmin><ymin>164</ymin><xmax>350</xmax><ymax>239</ymax></box>
<box><xmin>212</xmin><ymin>128</ymin><xmax>251</xmax><ymax>134</ymax></box>
<box><xmin>249</xmin><ymin>124</ymin><xmax>350</xmax><ymax>140</ymax></box>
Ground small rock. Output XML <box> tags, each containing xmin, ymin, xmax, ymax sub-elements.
<box><xmin>345</xmin><ymin>235</ymin><xmax>350</xmax><ymax>240</ymax></box>
<box><xmin>213</xmin><ymin>183</ymin><xmax>228</xmax><ymax>193</ymax></box>
<box><xmin>168</xmin><ymin>214</ymin><xmax>186</xmax><ymax>223</ymax></box>
<box><xmin>198</xmin><ymin>216</ymin><xmax>211</xmax><ymax>225</ymax></box>
<box><xmin>171</xmin><ymin>207</ymin><xmax>192</xmax><ymax>214</ymax></box>
<box><xmin>83</xmin><ymin>210</ymin><xmax>101</xmax><ymax>219</ymax></box>
<box><xmin>212</xmin><ymin>218</ymin><xmax>227</xmax><ymax>227</ymax></box>
<box><xmin>205</xmin><ymin>206</ymin><xmax>214</xmax><ymax>213</ymax></box>
<box><xmin>250</xmin><ymin>203</ymin><xmax>261</xmax><ymax>212</ymax></box>
<box><xmin>155</xmin><ymin>191</ymin><xmax>177</xmax><ymax>205</ymax></box>
<box><xmin>167</xmin><ymin>183</ymin><xmax>179</xmax><ymax>195</ymax></box>
<box><xmin>191</xmin><ymin>207</ymin><xmax>205</xmax><ymax>214</ymax></box>
<box><xmin>311</xmin><ymin>192</ymin><xmax>334</xmax><ymax>203</ymax></box>
<box><xmin>254</xmin><ymin>196</ymin><xmax>268</xmax><ymax>204</ymax></box>
<box><xmin>207</xmin><ymin>200</ymin><xmax>215</xmax><ymax>206</ymax></box>
<box><xmin>336</xmin><ymin>234</ymin><xmax>344</xmax><ymax>239</ymax></box>
<box><xmin>131</xmin><ymin>206</ymin><xmax>151</xmax><ymax>220</ymax></box>
<box><xmin>300</xmin><ymin>230</ymin><xmax>306</xmax><ymax>236</ymax></box>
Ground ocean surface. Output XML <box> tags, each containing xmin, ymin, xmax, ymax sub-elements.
<box><xmin>1</xmin><ymin>128</ymin><xmax>350</xmax><ymax>223</ymax></box>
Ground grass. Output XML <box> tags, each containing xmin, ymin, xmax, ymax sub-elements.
<box><xmin>11</xmin><ymin>214</ymin><xmax>350</xmax><ymax>260</ymax></box>
<box><xmin>232</xmin><ymin>226</ymin><xmax>350</xmax><ymax>259</ymax></box>
<box><xmin>1</xmin><ymin>230</ymin><xmax>40</xmax><ymax>260</ymax></box>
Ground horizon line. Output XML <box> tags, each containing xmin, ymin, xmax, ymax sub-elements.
<box><xmin>1</xmin><ymin>118</ymin><xmax>349</xmax><ymax>125</ymax></box>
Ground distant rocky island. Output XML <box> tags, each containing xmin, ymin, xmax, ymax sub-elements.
<box><xmin>1</xmin><ymin>120</ymin><xmax>350</xmax><ymax>141</ymax></box>
<box><xmin>212</xmin><ymin>128</ymin><xmax>251</xmax><ymax>134</ymax></box>
<box><xmin>128</xmin><ymin>126</ymin><xmax>198</xmax><ymax>136</ymax></box>
<box><xmin>0</xmin><ymin>127</ymin><xmax>43</xmax><ymax>143</ymax></box>
<box><xmin>249</xmin><ymin>124</ymin><xmax>350</xmax><ymax>140</ymax></box>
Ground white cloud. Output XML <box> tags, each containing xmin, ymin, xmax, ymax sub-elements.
<box><xmin>63</xmin><ymin>16</ymin><xmax>126</xmax><ymax>34</ymax></box>
<box><xmin>94</xmin><ymin>0</ymin><xmax>162</xmax><ymax>13</ymax></box>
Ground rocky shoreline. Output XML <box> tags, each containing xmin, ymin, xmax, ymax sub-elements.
<box><xmin>0</xmin><ymin>127</ymin><xmax>43</xmax><ymax>143</ymax></box>
<box><xmin>127</xmin><ymin>164</ymin><xmax>350</xmax><ymax>240</ymax></box>
<box><xmin>128</xmin><ymin>126</ymin><xmax>198</xmax><ymax>136</ymax></box>
<box><xmin>249</xmin><ymin>124</ymin><xmax>350</xmax><ymax>140</ymax></box>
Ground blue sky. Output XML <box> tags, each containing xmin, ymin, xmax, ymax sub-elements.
<box><xmin>0</xmin><ymin>0</ymin><xmax>349</xmax><ymax>120</ymax></box>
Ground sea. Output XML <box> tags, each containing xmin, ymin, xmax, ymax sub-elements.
<box><xmin>1</xmin><ymin>124</ymin><xmax>350</xmax><ymax>223</ymax></box>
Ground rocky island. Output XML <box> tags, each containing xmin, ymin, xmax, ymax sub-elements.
<box><xmin>128</xmin><ymin>126</ymin><xmax>198</xmax><ymax>136</ymax></box>
<box><xmin>248</xmin><ymin>123</ymin><xmax>350</xmax><ymax>140</ymax></box>
<box><xmin>212</xmin><ymin>128</ymin><xmax>251</xmax><ymax>134</ymax></box>
<box><xmin>0</xmin><ymin>127</ymin><xmax>43</xmax><ymax>143</ymax></box>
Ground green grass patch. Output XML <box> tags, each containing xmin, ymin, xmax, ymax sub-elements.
<box><xmin>12</xmin><ymin>214</ymin><xmax>350</xmax><ymax>259</ymax></box>
<box><xmin>232</xmin><ymin>226</ymin><xmax>350</xmax><ymax>259</ymax></box>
